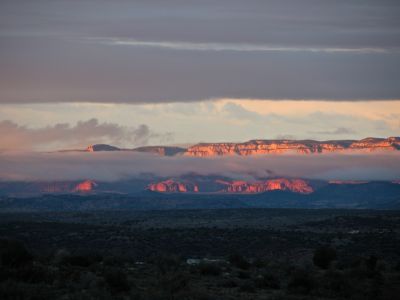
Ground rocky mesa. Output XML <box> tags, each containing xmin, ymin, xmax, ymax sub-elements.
<box><xmin>216</xmin><ymin>178</ymin><xmax>314</xmax><ymax>194</ymax></box>
<box><xmin>85</xmin><ymin>137</ymin><xmax>400</xmax><ymax>157</ymax></box>
<box><xmin>184</xmin><ymin>137</ymin><xmax>400</xmax><ymax>156</ymax></box>
<box><xmin>147</xmin><ymin>179</ymin><xmax>199</xmax><ymax>193</ymax></box>
<box><xmin>147</xmin><ymin>178</ymin><xmax>313</xmax><ymax>194</ymax></box>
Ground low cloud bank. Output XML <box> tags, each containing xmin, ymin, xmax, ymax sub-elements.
<box><xmin>0</xmin><ymin>119</ymin><xmax>172</xmax><ymax>151</ymax></box>
<box><xmin>0</xmin><ymin>152</ymin><xmax>399</xmax><ymax>182</ymax></box>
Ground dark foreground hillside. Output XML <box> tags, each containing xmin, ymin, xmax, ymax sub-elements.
<box><xmin>1</xmin><ymin>209</ymin><xmax>400</xmax><ymax>299</ymax></box>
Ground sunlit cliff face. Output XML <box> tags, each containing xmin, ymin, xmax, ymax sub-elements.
<box><xmin>147</xmin><ymin>178</ymin><xmax>313</xmax><ymax>194</ymax></box>
<box><xmin>147</xmin><ymin>179</ymin><xmax>199</xmax><ymax>193</ymax></box>
<box><xmin>184</xmin><ymin>137</ymin><xmax>400</xmax><ymax>157</ymax></box>
<box><xmin>74</xmin><ymin>180</ymin><xmax>97</xmax><ymax>192</ymax></box>
<box><xmin>216</xmin><ymin>178</ymin><xmax>313</xmax><ymax>194</ymax></box>
<box><xmin>83</xmin><ymin>137</ymin><xmax>400</xmax><ymax>157</ymax></box>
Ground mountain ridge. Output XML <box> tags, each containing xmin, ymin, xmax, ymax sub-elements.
<box><xmin>82</xmin><ymin>137</ymin><xmax>400</xmax><ymax>156</ymax></box>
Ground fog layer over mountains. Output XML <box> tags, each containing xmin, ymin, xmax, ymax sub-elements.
<box><xmin>0</xmin><ymin>151</ymin><xmax>399</xmax><ymax>182</ymax></box>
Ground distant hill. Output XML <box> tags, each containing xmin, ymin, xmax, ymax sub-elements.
<box><xmin>1</xmin><ymin>181</ymin><xmax>399</xmax><ymax>211</ymax></box>
<box><xmin>81</xmin><ymin>137</ymin><xmax>400</xmax><ymax>156</ymax></box>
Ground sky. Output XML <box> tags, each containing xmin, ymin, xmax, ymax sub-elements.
<box><xmin>0</xmin><ymin>0</ymin><xmax>399</xmax><ymax>150</ymax></box>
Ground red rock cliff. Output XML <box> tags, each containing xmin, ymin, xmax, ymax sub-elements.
<box><xmin>184</xmin><ymin>137</ymin><xmax>400</xmax><ymax>156</ymax></box>
<box><xmin>216</xmin><ymin>178</ymin><xmax>314</xmax><ymax>194</ymax></box>
<box><xmin>147</xmin><ymin>179</ymin><xmax>199</xmax><ymax>193</ymax></box>
<box><xmin>74</xmin><ymin>180</ymin><xmax>97</xmax><ymax>192</ymax></box>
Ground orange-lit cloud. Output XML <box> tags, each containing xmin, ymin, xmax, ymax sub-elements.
<box><xmin>1</xmin><ymin>100</ymin><xmax>399</xmax><ymax>147</ymax></box>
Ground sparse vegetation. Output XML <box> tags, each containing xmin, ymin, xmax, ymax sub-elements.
<box><xmin>0</xmin><ymin>209</ymin><xmax>399</xmax><ymax>299</ymax></box>
<box><xmin>313</xmin><ymin>246</ymin><xmax>337</xmax><ymax>269</ymax></box>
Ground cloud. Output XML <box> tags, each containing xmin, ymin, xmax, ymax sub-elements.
<box><xmin>0</xmin><ymin>1</ymin><xmax>400</xmax><ymax>103</ymax></box>
<box><xmin>0</xmin><ymin>151</ymin><xmax>399</xmax><ymax>182</ymax></box>
<box><xmin>222</xmin><ymin>102</ymin><xmax>263</xmax><ymax>121</ymax></box>
<box><xmin>97</xmin><ymin>38</ymin><xmax>391</xmax><ymax>54</ymax></box>
<box><xmin>310</xmin><ymin>127</ymin><xmax>357</xmax><ymax>135</ymax></box>
<box><xmin>274</xmin><ymin>134</ymin><xmax>297</xmax><ymax>140</ymax></box>
<box><xmin>0</xmin><ymin>119</ymin><xmax>173</xmax><ymax>151</ymax></box>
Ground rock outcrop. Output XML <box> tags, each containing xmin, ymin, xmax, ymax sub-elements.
<box><xmin>147</xmin><ymin>179</ymin><xmax>199</xmax><ymax>193</ymax></box>
<box><xmin>184</xmin><ymin>137</ymin><xmax>400</xmax><ymax>156</ymax></box>
<box><xmin>84</xmin><ymin>137</ymin><xmax>400</xmax><ymax>156</ymax></box>
<box><xmin>216</xmin><ymin>178</ymin><xmax>314</xmax><ymax>194</ymax></box>
<box><xmin>148</xmin><ymin>178</ymin><xmax>313</xmax><ymax>194</ymax></box>
<box><xmin>74</xmin><ymin>180</ymin><xmax>97</xmax><ymax>192</ymax></box>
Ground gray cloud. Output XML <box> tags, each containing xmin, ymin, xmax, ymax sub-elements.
<box><xmin>0</xmin><ymin>119</ymin><xmax>172</xmax><ymax>150</ymax></box>
<box><xmin>0</xmin><ymin>0</ymin><xmax>399</xmax><ymax>103</ymax></box>
<box><xmin>98</xmin><ymin>38</ymin><xmax>391</xmax><ymax>54</ymax></box>
<box><xmin>310</xmin><ymin>127</ymin><xmax>357</xmax><ymax>135</ymax></box>
<box><xmin>0</xmin><ymin>152</ymin><xmax>399</xmax><ymax>182</ymax></box>
<box><xmin>274</xmin><ymin>135</ymin><xmax>297</xmax><ymax>140</ymax></box>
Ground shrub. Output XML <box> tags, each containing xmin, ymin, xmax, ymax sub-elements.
<box><xmin>313</xmin><ymin>246</ymin><xmax>337</xmax><ymax>269</ymax></box>
<box><xmin>63</xmin><ymin>255</ymin><xmax>93</xmax><ymax>267</ymax></box>
<box><xmin>365</xmin><ymin>255</ymin><xmax>378</xmax><ymax>271</ymax></box>
<box><xmin>239</xmin><ymin>281</ymin><xmax>256</xmax><ymax>293</ymax></box>
<box><xmin>219</xmin><ymin>279</ymin><xmax>238</xmax><ymax>288</ymax></box>
<box><xmin>13</xmin><ymin>264</ymin><xmax>52</xmax><ymax>284</ymax></box>
<box><xmin>0</xmin><ymin>239</ymin><xmax>32</xmax><ymax>267</ymax></box>
<box><xmin>158</xmin><ymin>271</ymin><xmax>190</xmax><ymax>296</ymax></box>
<box><xmin>0</xmin><ymin>280</ymin><xmax>55</xmax><ymax>300</ymax></box>
<box><xmin>321</xmin><ymin>269</ymin><xmax>352</xmax><ymax>297</ymax></box>
<box><xmin>153</xmin><ymin>254</ymin><xmax>181</xmax><ymax>275</ymax></box>
<box><xmin>104</xmin><ymin>269</ymin><xmax>131</xmax><ymax>293</ymax></box>
<box><xmin>237</xmin><ymin>270</ymin><xmax>250</xmax><ymax>279</ymax></box>
<box><xmin>198</xmin><ymin>263</ymin><xmax>221</xmax><ymax>276</ymax></box>
<box><xmin>252</xmin><ymin>257</ymin><xmax>267</xmax><ymax>268</ymax></box>
<box><xmin>254</xmin><ymin>273</ymin><xmax>280</xmax><ymax>289</ymax></box>
<box><xmin>229</xmin><ymin>254</ymin><xmax>250</xmax><ymax>270</ymax></box>
<box><xmin>288</xmin><ymin>269</ymin><xmax>315</xmax><ymax>294</ymax></box>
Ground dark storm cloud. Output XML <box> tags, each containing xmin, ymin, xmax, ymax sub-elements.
<box><xmin>0</xmin><ymin>0</ymin><xmax>399</xmax><ymax>103</ymax></box>
<box><xmin>0</xmin><ymin>119</ymin><xmax>172</xmax><ymax>150</ymax></box>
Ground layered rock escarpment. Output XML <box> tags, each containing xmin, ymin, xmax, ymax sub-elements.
<box><xmin>148</xmin><ymin>178</ymin><xmax>313</xmax><ymax>194</ymax></box>
<box><xmin>216</xmin><ymin>178</ymin><xmax>314</xmax><ymax>194</ymax></box>
<box><xmin>147</xmin><ymin>179</ymin><xmax>199</xmax><ymax>193</ymax></box>
<box><xmin>85</xmin><ymin>137</ymin><xmax>399</xmax><ymax>156</ymax></box>
<box><xmin>184</xmin><ymin>137</ymin><xmax>400</xmax><ymax>156</ymax></box>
